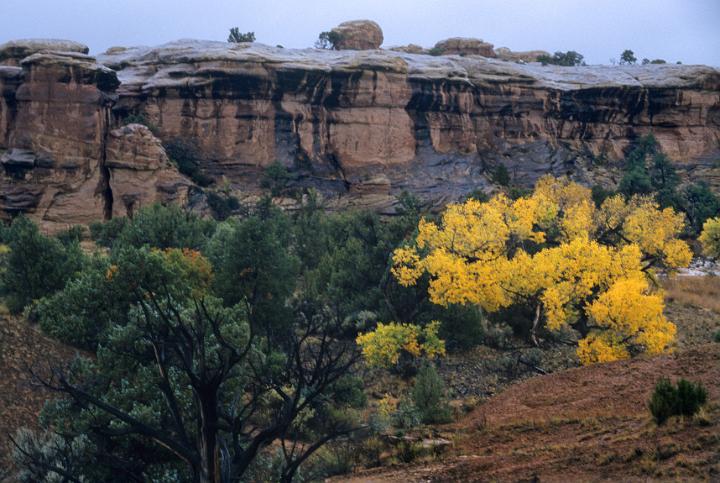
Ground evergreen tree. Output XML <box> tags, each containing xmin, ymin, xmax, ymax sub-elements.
<box><xmin>0</xmin><ymin>217</ymin><xmax>84</xmax><ymax>314</ymax></box>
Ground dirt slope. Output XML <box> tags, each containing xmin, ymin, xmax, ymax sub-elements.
<box><xmin>346</xmin><ymin>344</ymin><xmax>720</xmax><ymax>482</ymax></box>
<box><xmin>0</xmin><ymin>316</ymin><xmax>78</xmax><ymax>471</ymax></box>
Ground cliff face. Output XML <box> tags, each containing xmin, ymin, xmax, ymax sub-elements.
<box><xmin>0</xmin><ymin>43</ymin><xmax>191</xmax><ymax>230</ymax></box>
<box><xmin>1</xmin><ymin>39</ymin><xmax>719</xmax><ymax>229</ymax></box>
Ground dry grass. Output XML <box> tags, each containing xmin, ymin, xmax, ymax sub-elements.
<box><xmin>663</xmin><ymin>276</ymin><xmax>720</xmax><ymax>314</ymax></box>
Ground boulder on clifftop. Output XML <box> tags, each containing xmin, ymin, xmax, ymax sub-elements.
<box><xmin>331</xmin><ymin>20</ymin><xmax>384</xmax><ymax>50</ymax></box>
<box><xmin>433</xmin><ymin>37</ymin><xmax>496</xmax><ymax>57</ymax></box>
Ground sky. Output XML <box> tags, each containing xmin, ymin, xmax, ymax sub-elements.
<box><xmin>1</xmin><ymin>0</ymin><xmax>719</xmax><ymax>66</ymax></box>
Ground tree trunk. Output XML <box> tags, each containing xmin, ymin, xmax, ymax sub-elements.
<box><xmin>573</xmin><ymin>314</ymin><xmax>590</xmax><ymax>338</ymax></box>
<box><xmin>531</xmin><ymin>303</ymin><xmax>541</xmax><ymax>347</ymax></box>
<box><xmin>198</xmin><ymin>388</ymin><xmax>220</xmax><ymax>483</ymax></box>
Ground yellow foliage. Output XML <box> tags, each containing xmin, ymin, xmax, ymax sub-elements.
<box><xmin>576</xmin><ymin>333</ymin><xmax>630</xmax><ymax>364</ymax></box>
<box><xmin>586</xmin><ymin>277</ymin><xmax>675</xmax><ymax>359</ymax></box>
<box><xmin>622</xmin><ymin>197</ymin><xmax>691</xmax><ymax>268</ymax></box>
<box><xmin>377</xmin><ymin>394</ymin><xmax>397</xmax><ymax>417</ymax></box>
<box><xmin>392</xmin><ymin>176</ymin><xmax>691</xmax><ymax>365</ymax></box>
<box><xmin>356</xmin><ymin>321</ymin><xmax>446</xmax><ymax>368</ymax></box>
<box><xmin>391</xmin><ymin>246</ymin><xmax>423</xmax><ymax>287</ymax></box>
<box><xmin>700</xmin><ymin>217</ymin><xmax>720</xmax><ymax>259</ymax></box>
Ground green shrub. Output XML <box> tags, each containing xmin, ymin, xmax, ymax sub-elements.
<box><xmin>465</xmin><ymin>189</ymin><xmax>490</xmax><ymax>203</ymax></box>
<box><xmin>436</xmin><ymin>304</ymin><xmax>484</xmax><ymax>350</ymax></box>
<box><xmin>112</xmin><ymin>204</ymin><xmax>216</xmax><ymax>250</ymax></box>
<box><xmin>492</xmin><ymin>164</ymin><xmax>511</xmax><ymax>186</ymax></box>
<box><xmin>681</xmin><ymin>182</ymin><xmax>720</xmax><ymax>235</ymax></box>
<box><xmin>163</xmin><ymin>138</ymin><xmax>213</xmax><ymax>187</ymax></box>
<box><xmin>261</xmin><ymin>162</ymin><xmax>291</xmax><ymax>197</ymax></box>
<box><xmin>649</xmin><ymin>377</ymin><xmax>708</xmax><ymax>425</ymax></box>
<box><xmin>37</xmin><ymin>258</ymin><xmax>120</xmax><ymax>349</ymax></box>
<box><xmin>481</xmin><ymin>319</ymin><xmax>513</xmax><ymax>349</ymax></box>
<box><xmin>395</xmin><ymin>439</ymin><xmax>424</xmax><ymax>463</ymax></box>
<box><xmin>0</xmin><ymin>217</ymin><xmax>85</xmax><ymax>314</ymax></box>
<box><xmin>56</xmin><ymin>225</ymin><xmax>85</xmax><ymax>246</ymax></box>
<box><xmin>537</xmin><ymin>51</ymin><xmax>585</xmax><ymax>66</ymax></box>
<box><xmin>649</xmin><ymin>378</ymin><xmax>677</xmax><ymax>425</ymax></box>
<box><xmin>591</xmin><ymin>184</ymin><xmax>614</xmax><ymax>207</ymax></box>
<box><xmin>89</xmin><ymin>217</ymin><xmax>128</xmax><ymax>248</ymax></box>
<box><xmin>307</xmin><ymin>440</ymin><xmax>358</xmax><ymax>478</ymax></box>
<box><xmin>412</xmin><ymin>364</ymin><xmax>453</xmax><ymax>424</ymax></box>
<box><xmin>714</xmin><ymin>330</ymin><xmax>720</xmax><ymax>343</ymax></box>
<box><xmin>392</xmin><ymin>398</ymin><xmax>421</xmax><ymax>429</ymax></box>
<box><xmin>206</xmin><ymin>191</ymin><xmax>240</xmax><ymax>221</ymax></box>
<box><xmin>122</xmin><ymin>113</ymin><xmax>158</xmax><ymax>134</ymax></box>
<box><xmin>676</xmin><ymin>379</ymin><xmax>708</xmax><ymax>417</ymax></box>
<box><xmin>508</xmin><ymin>186</ymin><xmax>531</xmax><ymax>200</ymax></box>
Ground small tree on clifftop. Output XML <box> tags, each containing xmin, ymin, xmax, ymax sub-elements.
<box><xmin>620</xmin><ymin>49</ymin><xmax>637</xmax><ymax>65</ymax></box>
<box><xmin>537</xmin><ymin>51</ymin><xmax>585</xmax><ymax>66</ymax></box>
<box><xmin>228</xmin><ymin>28</ymin><xmax>255</xmax><ymax>43</ymax></box>
<box><xmin>315</xmin><ymin>31</ymin><xmax>342</xmax><ymax>49</ymax></box>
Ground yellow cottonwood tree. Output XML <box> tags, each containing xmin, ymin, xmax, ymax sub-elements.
<box><xmin>391</xmin><ymin>176</ymin><xmax>691</xmax><ymax>365</ymax></box>
<box><xmin>700</xmin><ymin>217</ymin><xmax>720</xmax><ymax>259</ymax></box>
<box><xmin>356</xmin><ymin>321</ymin><xmax>445</xmax><ymax>368</ymax></box>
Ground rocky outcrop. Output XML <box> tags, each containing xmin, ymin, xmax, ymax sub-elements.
<box><xmin>433</xmin><ymin>38</ymin><xmax>496</xmax><ymax>57</ymax></box>
<box><xmin>105</xmin><ymin>124</ymin><xmax>191</xmax><ymax>219</ymax></box>
<box><xmin>0</xmin><ymin>41</ymin><xmax>191</xmax><ymax>231</ymax></box>
<box><xmin>389</xmin><ymin>44</ymin><xmax>426</xmax><ymax>55</ymax></box>
<box><xmin>494</xmin><ymin>47</ymin><xmax>550</xmax><ymax>63</ymax></box>
<box><xmin>1</xmin><ymin>38</ymin><xmax>719</xmax><ymax>227</ymax></box>
<box><xmin>331</xmin><ymin>20</ymin><xmax>384</xmax><ymax>50</ymax></box>
<box><xmin>0</xmin><ymin>39</ymin><xmax>89</xmax><ymax>66</ymax></box>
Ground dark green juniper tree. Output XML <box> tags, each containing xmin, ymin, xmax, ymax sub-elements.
<box><xmin>618</xmin><ymin>134</ymin><xmax>720</xmax><ymax>234</ymax></box>
<box><xmin>227</xmin><ymin>28</ymin><xmax>255</xmax><ymax>43</ymax></box>
<box><xmin>0</xmin><ymin>216</ymin><xmax>84</xmax><ymax>314</ymax></box>
<box><xmin>13</xmin><ymin>211</ymin><xmax>363</xmax><ymax>483</ymax></box>
<box><xmin>9</xmin><ymin>198</ymin><xmax>492</xmax><ymax>481</ymax></box>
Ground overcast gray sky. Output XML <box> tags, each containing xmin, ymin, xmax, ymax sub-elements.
<box><xmin>2</xmin><ymin>0</ymin><xmax>719</xmax><ymax>65</ymax></box>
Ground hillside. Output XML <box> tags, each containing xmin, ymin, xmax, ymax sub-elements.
<box><xmin>344</xmin><ymin>343</ymin><xmax>720</xmax><ymax>482</ymax></box>
<box><xmin>0</xmin><ymin>313</ymin><xmax>79</xmax><ymax>471</ymax></box>
<box><xmin>2</xmin><ymin>286</ymin><xmax>718</xmax><ymax>479</ymax></box>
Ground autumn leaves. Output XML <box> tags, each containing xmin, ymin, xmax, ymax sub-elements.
<box><xmin>362</xmin><ymin>176</ymin><xmax>697</xmax><ymax>366</ymax></box>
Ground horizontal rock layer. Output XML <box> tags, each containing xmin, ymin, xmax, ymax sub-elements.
<box><xmin>1</xmin><ymin>39</ymin><xmax>719</xmax><ymax>228</ymax></box>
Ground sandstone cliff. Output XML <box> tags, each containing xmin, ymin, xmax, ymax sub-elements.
<box><xmin>1</xmin><ymin>39</ymin><xmax>719</xmax><ymax>229</ymax></box>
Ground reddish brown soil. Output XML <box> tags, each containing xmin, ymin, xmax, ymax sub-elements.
<box><xmin>0</xmin><ymin>316</ymin><xmax>78</xmax><ymax>470</ymax></box>
<box><xmin>345</xmin><ymin>344</ymin><xmax>720</xmax><ymax>482</ymax></box>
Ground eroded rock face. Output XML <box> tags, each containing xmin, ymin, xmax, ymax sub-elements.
<box><xmin>0</xmin><ymin>66</ymin><xmax>23</xmax><ymax>149</ymax></box>
<box><xmin>0</xmin><ymin>46</ymin><xmax>189</xmax><ymax>231</ymax></box>
<box><xmin>433</xmin><ymin>38</ymin><xmax>496</xmax><ymax>57</ymax></box>
<box><xmin>106</xmin><ymin>124</ymin><xmax>191</xmax><ymax>218</ymax></box>
<box><xmin>0</xmin><ymin>39</ymin><xmax>89</xmax><ymax>66</ymax></box>
<box><xmin>331</xmin><ymin>20</ymin><xmax>384</xmax><ymax>50</ymax></box>
<box><xmin>1</xmin><ymin>39</ymin><xmax>719</xmax><ymax>226</ymax></box>
<box><xmin>96</xmin><ymin>41</ymin><xmax>720</xmax><ymax>211</ymax></box>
